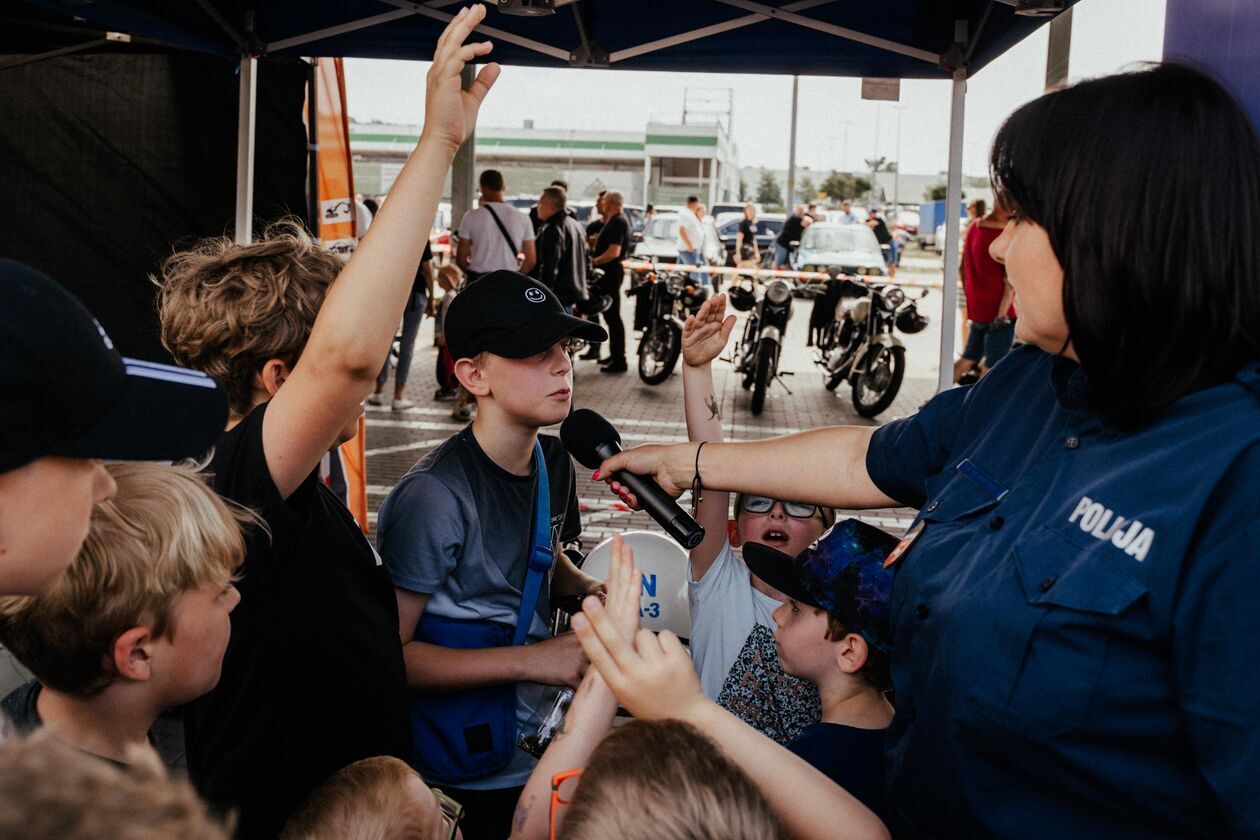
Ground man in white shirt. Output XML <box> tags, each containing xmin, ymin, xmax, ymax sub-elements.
<box><xmin>675</xmin><ymin>195</ymin><xmax>707</xmax><ymax>285</ymax></box>
<box><xmin>455</xmin><ymin>170</ymin><xmax>537</xmax><ymax>280</ymax></box>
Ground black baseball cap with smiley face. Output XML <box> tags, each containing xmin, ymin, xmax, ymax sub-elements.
<box><xmin>0</xmin><ymin>259</ymin><xmax>229</xmax><ymax>474</ymax></box>
<box><xmin>443</xmin><ymin>271</ymin><xmax>607</xmax><ymax>362</ymax></box>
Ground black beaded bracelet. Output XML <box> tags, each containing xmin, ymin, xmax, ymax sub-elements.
<box><xmin>690</xmin><ymin>441</ymin><xmax>707</xmax><ymax>516</ymax></box>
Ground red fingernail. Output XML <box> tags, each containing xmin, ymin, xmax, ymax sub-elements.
<box><xmin>592</xmin><ymin>470</ymin><xmax>601</xmax><ymax>480</ymax></box>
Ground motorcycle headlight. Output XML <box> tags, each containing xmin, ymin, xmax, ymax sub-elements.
<box><xmin>882</xmin><ymin>287</ymin><xmax>905</xmax><ymax>308</ymax></box>
<box><xmin>766</xmin><ymin>280</ymin><xmax>791</xmax><ymax>305</ymax></box>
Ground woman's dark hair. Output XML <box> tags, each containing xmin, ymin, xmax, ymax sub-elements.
<box><xmin>990</xmin><ymin>63</ymin><xmax>1260</xmax><ymax>429</ymax></box>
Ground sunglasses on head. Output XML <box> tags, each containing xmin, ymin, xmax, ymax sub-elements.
<box><xmin>740</xmin><ymin>496</ymin><xmax>820</xmax><ymax>519</ymax></box>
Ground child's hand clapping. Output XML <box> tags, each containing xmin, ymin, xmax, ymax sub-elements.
<box><xmin>682</xmin><ymin>293</ymin><xmax>737</xmax><ymax>369</ymax></box>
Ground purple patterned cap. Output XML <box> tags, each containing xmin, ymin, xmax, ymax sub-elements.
<box><xmin>744</xmin><ymin>518</ymin><xmax>897</xmax><ymax>653</ymax></box>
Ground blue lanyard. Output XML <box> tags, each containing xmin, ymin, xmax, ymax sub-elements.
<box><xmin>513</xmin><ymin>440</ymin><xmax>552</xmax><ymax>646</ymax></box>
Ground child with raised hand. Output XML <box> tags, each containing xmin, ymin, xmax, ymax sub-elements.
<box><xmin>570</xmin><ymin>543</ymin><xmax>889</xmax><ymax>840</ymax></box>
<box><xmin>616</xmin><ymin>292</ymin><xmax>834</xmax><ymax>743</ymax></box>
<box><xmin>0</xmin><ymin>462</ymin><xmax>250</xmax><ymax>768</ymax></box>
<box><xmin>512</xmin><ymin>538</ymin><xmax>783</xmax><ymax>840</ymax></box>
<box><xmin>154</xmin><ymin>8</ymin><xmax>499</xmax><ymax>835</ymax></box>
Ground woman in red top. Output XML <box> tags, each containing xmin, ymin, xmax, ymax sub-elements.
<box><xmin>954</xmin><ymin>202</ymin><xmax>1016</xmax><ymax>383</ymax></box>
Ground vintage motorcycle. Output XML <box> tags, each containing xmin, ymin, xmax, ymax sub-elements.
<box><xmin>728</xmin><ymin>276</ymin><xmax>795</xmax><ymax>416</ymax></box>
<box><xmin>810</xmin><ymin>277</ymin><xmax>929</xmax><ymax>418</ymax></box>
<box><xmin>635</xmin><ymin>268</ymin><xmax>709</xmax><ymax>385</ymax></box>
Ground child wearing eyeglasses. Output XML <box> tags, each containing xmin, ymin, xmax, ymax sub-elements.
<box><xmin>678</xmin><ymin>294</ymin><xmax>836</xmax><ymax>744</ymax></box>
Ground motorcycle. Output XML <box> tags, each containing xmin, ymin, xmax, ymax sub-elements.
<box><xmin>810</xmin><ymin>277</ymin><xmax>929</xmax><ymax>418</ymax></box>
<box><xmin>729</xmin><ymin>276</ymin><xmax>795</xmax><ymax>416</ymax></box>
<box><xmin>635</xmin><ymin>268</ymin><xmax>709</xmax><ymax>385</ymax></box>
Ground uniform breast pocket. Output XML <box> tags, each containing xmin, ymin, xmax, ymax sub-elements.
<box><xmin>973</xmin><ymin>526</ymin><xmax>1148</xmax><ymax>741</ymax></box>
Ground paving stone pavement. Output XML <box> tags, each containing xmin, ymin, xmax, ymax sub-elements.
<box><xmin>365</xmin><ymin>269</ymin><xmax>956</xmax><ymax>548</ymax></box>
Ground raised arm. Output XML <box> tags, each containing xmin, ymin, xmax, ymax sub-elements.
<box><xmin>681</xmin><ymin>294</ymin><xmax>738</xmax><ymax>578</ymax></box>
<box><xmin>263</xmin><ymin>6</ymin><xmax>499</xmax><ymax>498</ymax></box>
<box><xmin>509</xmin><ymin>537</ymin><xmax>639</xmax><ymax>840</ymax></box>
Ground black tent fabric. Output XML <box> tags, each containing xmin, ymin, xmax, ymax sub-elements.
<box><xmin>0</xmin><ymin>51</ymin><xmax>309</xmax><ymax>362</ymax></box>
<box><xmin>13</xmin><ymin>0</ymin><xmax>1075</xmax><ymax>79</ymax></box>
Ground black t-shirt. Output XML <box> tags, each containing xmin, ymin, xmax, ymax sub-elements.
<box><xmin>594</xmin><ymin>212</ymin><xmax>631</xmax><ymax>274</ymax></box>
<box><xmin>586</xmin><ymin>218</ymin><xmax>605</xmax><ymax>240</ymax></box>
<box><xmin>186</xmin><ymin>402</ymin><xmax>413</xmax><ymax>838</ymax></box>
<box><xmin>787</xmin><ymin>722</ymin><xmax>888</xmax><ymax>821</ymax></box>
<box><xmin>738</xmin><ymin>218</ymin><xmax>756</xmax><ymax>255</ymax></box>
<box><xmin>869</xmin><ymin>218</ymin><xmax>892</xmax><ymax>245</ymax></box>
<box><xmin>777</xmin><ymin>215</ymin><xmax>806</xmax><ymax>246</ymax></box>
<box><xmin>410</xmin><ymin>241</ymin><xmax>434</xmax><ymax>299</ymax></box>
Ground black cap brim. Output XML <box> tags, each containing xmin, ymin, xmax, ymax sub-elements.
<box><xmin>53</xmin><ymin>358</ymin><xmax>228</xmax><ymax>463</ymax></box>
<box><xmin>742</xmin><ymin>542</ymin><xmax>822</xmax><ymax>608</ymax></box>
<box><xmin>485</xmin><ymin>311</ymin><xmax>608</xmax><ymax>359</ymax></box>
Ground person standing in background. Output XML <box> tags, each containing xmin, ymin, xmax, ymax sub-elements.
<box><xmin>456</xmin><ymin>170</ymin><xmax>536</xmax><ymax>281</ymax></box>
<box><xmin>591</xmin><ymin>191</ymin><xmax>632</xmax><ymax>374</ymax></box>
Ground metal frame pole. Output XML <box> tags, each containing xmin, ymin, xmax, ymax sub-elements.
<box><xmin>450</xmin><ymin>64</ymin><xmax>477</xmax><ymax>236</ymax></box>
<box><xmin>234</xmin><ymin>55</ymin><xmax>258</xmax><ymax>245</ymax></box>
<box><xmin>937</xmin><ymin>66</ymin><xmax>966</xmax><ymax>392</ymax></box>
<box><xmin>786</xmin><ymin>74</ymin><xmax>799</xmax><ymax>209</ymax></box>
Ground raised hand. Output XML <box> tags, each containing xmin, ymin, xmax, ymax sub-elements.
<box><xmin>682</xmin><ymin>293</ymin><xmax>737</xmax><ymax>368</ymax></box>
<box><xmin>585</xmin><ymin>534</ymin><xmax>642</xmax><ymax>641</ymax></box>
<box><xmin>573</xmin><ymin>597</ymin><xmax>706</xmax><ymax>723</ymax></box>
<box><xmin>422</xmin><ymin>5</ymin><xmax>501</xmax><ymax>153</ymax></box>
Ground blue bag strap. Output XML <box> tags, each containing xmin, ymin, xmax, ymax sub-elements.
<box><xmin>513</xmin><ymin>440</ymin><xmax>552</xmax><ymax>646</ymax></box>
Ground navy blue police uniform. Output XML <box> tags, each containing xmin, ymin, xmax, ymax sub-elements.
<box><xmin>865</xmin><ymin>344</ymin><xmax>1260</xmax><ymax>838</ymax></box>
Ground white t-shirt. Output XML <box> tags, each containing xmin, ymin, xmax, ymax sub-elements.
<box><xmin>458</xmin><ymin>202</ymin><xmax>535</xmax><ymax>273</ymax></box>
<box><xmin>675</xmin><ymin>210</ymin><xmax>704</xmax><ymax>253</ymax></box>
<box><xmin>688</xmin><ymin>539</ymin><xmax>782</xmax><ymax>700</ymax></box>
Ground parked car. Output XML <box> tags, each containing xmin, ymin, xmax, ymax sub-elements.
<box><xmin>715</xmin><ymin>213</ymin><xmax>786</xmax><ymax>264</ymax></box>
<box><xmin>632</xmin><ymin>212</ymin><xmax>722</xmax><ymax>264</ymax></box>
<box><xmin>893</xmin><ymin>209</ymin><xmax>919</xmax><ymax>236</ymax></box>
<box><xmin>793</xmin><ymin>223</ymin><xmax>888</xmax><ymax>277</ymax></box>
<box><xmin>710</xmin><ymin>201</ymin><xmax>761</xmax><ymax>218</ymax></box>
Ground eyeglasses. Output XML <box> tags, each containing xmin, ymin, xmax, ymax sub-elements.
<box><xmin>741</xmin><ymin>495</ymin><xmax>820</xmax><ymax>519</ymax></box>
<box><xmin>431</xmin><ymin>787</ymin><xmax>464</xmax><ymax>840</ymax></box>
<box><xmin>550</xmin><ymin>768</ymin><xmax>583</xmax><ymax>840</ymax></box>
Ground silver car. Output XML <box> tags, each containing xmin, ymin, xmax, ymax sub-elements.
<box><xmin>793</xmin><ymin>223</ymin><xmax>887</xmax><ymax>277</ymax></box>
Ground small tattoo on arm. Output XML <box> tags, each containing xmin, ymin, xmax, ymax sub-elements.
<box><xmin>705</xmin><ymin>394</ymin><xmax>721</xmax><ymax>421</ymax></box>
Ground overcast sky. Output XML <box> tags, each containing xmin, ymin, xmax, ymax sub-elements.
<box><xmin>343</xmin><ymin>0</ymin><xmax>1166</xmax><ymax>177</ymax></box>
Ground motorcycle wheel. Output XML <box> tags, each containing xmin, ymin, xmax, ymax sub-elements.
<box><xmin>824</xmin><ymin>365</ymin><xmax>845</xmax><ymax>391</ymax></box>
<box><xmin>637</xmin><ymin>320</ymin><xmax>682</xmax><ymax>385</ymax></box>
<box><xmin>750</xmin><ymin>338</ymin><xmax>776</xmax><ymax>416</ymax></box>
<box><xmin>851</xmin><ymin>345</ymin><xmax>906</xmax><ymax>418</ymax></box>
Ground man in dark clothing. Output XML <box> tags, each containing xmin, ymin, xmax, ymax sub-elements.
<box><xmin>532</xmin><ymin>186</ymin><xmax>589</xmax><ymax>309</ymax></box>
<box><xmin>529</xmin><ymin>179</ymin><xmax>573</xmax><ymax>233</ymax></box>
<box><xmin>774</xmin><ymin>205</ymin><xmax>811</xmax><ymax>269</ymax></box>
<box><xmin>591</xmin><ymin>190</ymin><xmax>632</xmax><ymax>373</ymax></box>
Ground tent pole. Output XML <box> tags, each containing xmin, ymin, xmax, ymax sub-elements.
<box><xmin>235</xmin><ymin>56</ymin><xmax>258</xmax><ymax>245</ymax></box>
<box><xmin>450</xmin><ymin>64</ymin><xmax>477</xmax><ymax>245</ymax></box>
<box><xmin>786</xmin><ymin>75</ymin><xmax>799</xmax><ymax>209</ymax></box>
<box><xmin>937</xmin><ymin>66</ymin><xmax>966</xmax><ymax>392</ymax></box>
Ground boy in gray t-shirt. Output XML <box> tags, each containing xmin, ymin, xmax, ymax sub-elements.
<box><xmin>377</xmin><ymin>272</ymin><xmax>606</xmax><ymax>840</ymax></box>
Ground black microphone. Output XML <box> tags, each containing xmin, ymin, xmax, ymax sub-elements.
<box><xmin>560</xmin><ymin>409</ymin><xmax>705</xmax><ymax>550</ymax></box>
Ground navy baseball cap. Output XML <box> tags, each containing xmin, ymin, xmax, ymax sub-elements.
<box><xmin>744</xmin><ymin>518</ymin><xmax>898</xmax><ymax>653</ymax></box>
<box><xmin>0</xmin><ymin>259</ymin><xmax>229</xmax><ymax>473</ymax></box>
<box><xmin>443</xmin><ymin>271</ymin><xmax>607</xmax><ymax>361</ymax></box>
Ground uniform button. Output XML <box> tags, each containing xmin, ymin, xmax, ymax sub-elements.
<box><xmin>1064</xmin><ymin>435</ymin><xmax>1080</xmax><ymax>450</ymax></box>
<box><xmin>988</xmin><ymin>516</ymin><xmax>1005</xmax><ymax>531</ymax></box>
<box><xmin>915</xmin><ymin>604</ymin><xmax>930</xmax><ymax>620</ymax></box>
<box><xmin>926</xmin><ymin>500</ymin><xmax>940</xmax><ymax>513</ymax></box>
<box><xmin>1039</xmin><ymin>577</ymin><xmax>1057</xmax><ymax>593</ymax></box>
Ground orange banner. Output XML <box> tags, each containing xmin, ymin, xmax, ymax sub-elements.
<box><xmin>313</xmin><ymin>57</ymin><xmax>369</xmax><ymax>532</ymax></box>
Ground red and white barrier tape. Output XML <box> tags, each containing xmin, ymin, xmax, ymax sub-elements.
<box><xmin>620</xmin><ymin>259</ymin><xmax>944</xmax><ymax>289</ymax></box>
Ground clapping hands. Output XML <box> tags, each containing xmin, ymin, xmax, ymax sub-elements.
<box><xmin>573</xmin><ymin>535</ymin><xmax>708</xmax><ymax>722</ymax></box>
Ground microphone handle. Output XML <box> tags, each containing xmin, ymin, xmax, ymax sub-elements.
<box><xmin>594</xmin><ymin>441</ymin><xmax>706</xmax><ymax>550</ymax></box>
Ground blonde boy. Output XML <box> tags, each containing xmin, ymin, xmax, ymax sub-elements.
<box><xmin>0</xmin><ymin>462</ymin><xmax>248</xmax><ymax>767</ymax></box>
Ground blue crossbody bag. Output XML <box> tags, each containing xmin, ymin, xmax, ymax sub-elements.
<box><xmin>408</xmin><ymin>441</ymin><xmax>552</xmax><ymax>784</ymax></box>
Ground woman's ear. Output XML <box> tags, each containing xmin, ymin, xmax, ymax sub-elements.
<box><xmin>454</xmin><ymin>358</ymin><xmax>491</xmax><ymax>398</ymax></box>
<box><xmin>727</xmin><ymin>519</ymin><xmax>742</xmax><ymax>548</ymax></box>
<box><xmin>111</xmin><ymin>627</ymin><xmax>154</xmax><ymax>683</ymax></box>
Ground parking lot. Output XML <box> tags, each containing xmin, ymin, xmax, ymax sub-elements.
<box><xmin>364</xmin><ymin>252</ymin><xmax>951</xmax><ymax>547</ymax></box>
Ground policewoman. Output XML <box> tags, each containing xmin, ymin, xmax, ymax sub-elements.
<box><xmin>597</xmin><ymin>64</ymin><xmax>1260</xmax><ymax>837</ymax></box>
